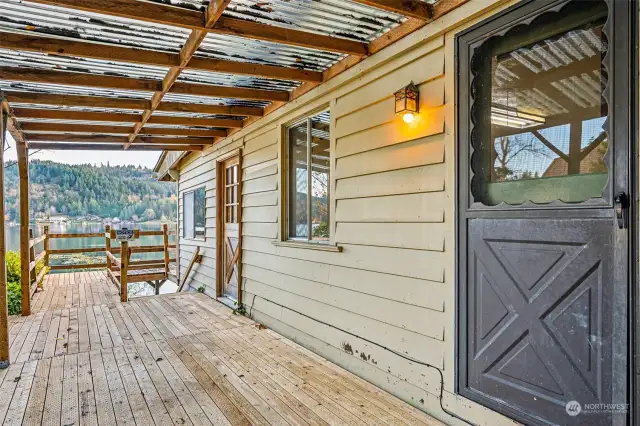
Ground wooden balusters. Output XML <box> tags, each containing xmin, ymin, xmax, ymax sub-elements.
<box><xmin>162</xmin><ymin>224</ymin><xmax>170</xmax><ymax>276</ymax></box>
<box><xmin>120</xmin><ymin>240</ymin><xmax>129</xmax><ymax>303</ymax></box>
<box><xmin>29</xmin><ymin>229</ymin><xmax>36</xmax><ymax>285</ymax></box>
<box><xmin>43</xmin><ymin>226</ymin><xmax>49</xmax><ymax>267</ymax></box>
<box><xmin>105</xmin><ymin>225</ymin><xmax>111</xmax><ymax>271</ymax></box>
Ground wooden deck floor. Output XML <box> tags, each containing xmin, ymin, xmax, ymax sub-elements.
<box><xmin>2</xmin><ymin>272</ymin><xmax>442</xmax><ymax>425</ymax></box>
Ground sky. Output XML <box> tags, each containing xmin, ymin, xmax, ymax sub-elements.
<box><xmin>3</xmin><ymin>133</ymin><xmax>162</xmax><ymax>169</ymax></box>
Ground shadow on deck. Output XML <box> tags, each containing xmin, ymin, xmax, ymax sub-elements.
<box><xmin>4</xmin><ymin>272</ymin><xmax>442</xmax><ymax>426</ymax></box>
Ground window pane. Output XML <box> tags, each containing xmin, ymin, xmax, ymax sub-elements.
<box><xmin>288</xmin><ymin>120</ymin><xmax>309</xmax><ymax>239</ymax></box>
<box><xmin>311</xmin><ymin>112</ymin><xmax>330</xmax><ymax>241</ymax></box>
<box><xmin>183</xmin><ymin>191</ymin><xmax>195</xmax><ymax>239</ymax></box>
<box><xmin>194</xmin><ymin>187</ymin><xmax>205</xmax><ymax>238</ymax></box>
<box><xmin>471</xmin><ymin>7</ymin><xmax>608</xmax><ymax>205</ymax></box>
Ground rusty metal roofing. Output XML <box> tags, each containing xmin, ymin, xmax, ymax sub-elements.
<box><xmin>0</xmin><ymin>0</ymin><xmax>443</xmax><ymax>153</ymax></box>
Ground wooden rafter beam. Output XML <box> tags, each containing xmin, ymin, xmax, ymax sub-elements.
<box><xmin>147</xmin><ymin>116</ymin><xmax>241</xmax><ymax>128</ymax></box>
<box><xmin>25</xmin><ymin>134</ymin><xmax>213</xmax><ymax>145</ymax></box>
<box><xmin>19</xmin><ymin>123</ymin><xmax>228</xmax><ymax>138</ymax></box>
<box><xmin>0</xmin><ymin>67</ymin><xmax>288</xmax><ymax>102</ymax></box>
<box><xmin>13</xmin><ymin>108</ymin><xmax>139</xmax><ymax>122</ymax></box>
<box><xmin>2</xmin><ymin>92</ymin><xmax>264</xmax><ymax>117</ymax></box>
<box><xmin>125</xmin><ymin>0</ymin><xmax>233</xmax><ymax>149</ymax></box>
<box><xmin>26</xmin><ymin>0</ymin><xmax>368</xmax><ymax>55</ymax></box>
<box><xmin>28</xmin><ymin>142</ymin><xmax>204</xmax><ymax>151</ymax></box>
<box><xmin>0</xmin><ymin>32</ymin><xmax>322</xmax><ymax>83</ymax></box>
<box><xmin>351</xmin><ymin>0</ymin><xmax>433</xmax><ymax>20</ymax></box>
<box><xmin>157</xmin><ymin>102</ymin><xmax>263</xmax><ymax>117</ymax></box>
<box><xmin>13</xmin><ymin>108</ymin><xmax>242</xmax><ymax>129</ymax></box>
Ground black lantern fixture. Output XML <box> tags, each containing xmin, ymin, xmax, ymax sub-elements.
<box><xmin>394</xmin><ymin>82</ymin><xmax>420</xmax><ymax>123</ymax></box>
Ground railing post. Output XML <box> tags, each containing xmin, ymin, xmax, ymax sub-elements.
<box><xmin>105</xmin><ymin>225</ymin><xmax>111</xmax><ymax>271</ymax></box>
<box><xmin>43</xmin><ymin>226</ymin><xmax>49</xmax><ymax>268</ymax></box>
<box><xmin>162</xmin><ymin>224</ymin><xmax>169</xmax><ymax>277</ymax></box>
<box><xmin>29</xmin><ymin>229</ymin><xmax>36</xmax><ymax>285</ymax></box>
<box><xmin>120</xmin><ymin>240</ymin><xmax>128</xmax><ymax>303</ymax></box>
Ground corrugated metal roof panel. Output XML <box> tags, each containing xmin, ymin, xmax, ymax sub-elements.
<box><xmin>223</xmin><ymin>0</ymin><xmax>405</xmax><ymax>42</ymax></box>
<box><xmin>5</xmin><ymin>103</ymin><xmax>144</xmax><ymax>114</ymax></box>
<box><xmin>0</xmin><ymin>82</ymin><xmax>155</xmax><ymax>100</ymax></box>
<box><xmin>151</xmin><ymin>110</ymin><xmax>247</xmax><ymax>120</ymax></box>
<box><xmin>17</xmin><ymin>118</ymin><xmax>136</xmax><ymax>125</ymax></box>
<box><xmin>196</xmin><ymin>33</ymin><xmax>345</xmax><ymax>71</ymax></box>
<box><xmin>0</xmin><ymin>0</ymin><xmax>190</xmax><ymax>52</ymax></box>
<box><xmin>0</xmin><ymin>48</ymin><xmax>170</xmax><ymax>79</ymax></box>
<box><xmin>162</xmin><ymin>92</ymin><xmax>270</xmax><ymax>108</ymax></box>
<box><xmin>177</xmin><ymin>68</ymin><xmax>300</xmax><ymax>91</ymax></box>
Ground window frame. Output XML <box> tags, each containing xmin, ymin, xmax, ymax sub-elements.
<box><xmin>282</xmin><ymin>107</ymin><xmax>334</xmax><ymax>246</ymax></box>
<box><xmin>182</xmin><ymin>186</ymin><xmax>206</xmax><ymax>241</ymax></box>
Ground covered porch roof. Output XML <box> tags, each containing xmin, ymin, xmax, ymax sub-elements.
<box><xmin>0</xmin><ymin>0</ymin><xmax>465</xmax><ymax>155</ymax></box>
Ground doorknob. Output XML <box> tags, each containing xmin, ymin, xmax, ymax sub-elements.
<box><xmin>614</xmin><ymin>192</ymin><xmax>629</xmax><ymax>229</ymax></box>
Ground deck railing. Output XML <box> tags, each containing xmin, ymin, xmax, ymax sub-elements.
<box><xmin>26</xmin><ymin>224</ymin><xmax>176</xmax><ymax>305</ymax></box>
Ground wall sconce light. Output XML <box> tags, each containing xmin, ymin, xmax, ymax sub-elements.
<box><xmin>395</xmin><ymin>82</ymin><xmax>420</xmax><ymax>124</ymax></box>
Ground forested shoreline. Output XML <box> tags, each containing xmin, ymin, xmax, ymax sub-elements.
<box><xmin>5</xmin><ymin>160</ymin><xmax>177</xmax><ymax>222</ymax></box>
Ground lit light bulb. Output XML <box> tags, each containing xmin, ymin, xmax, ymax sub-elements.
<box><xmin>403</xmin><ymin>112</ymin><xmax>415</xmax><ymax>124</ymax></box>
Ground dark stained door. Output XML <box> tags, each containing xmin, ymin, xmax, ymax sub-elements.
<box><xmin>456</xmin><ymin>1</ymin><xmax>633</xmax><ymax>425</ymax></box>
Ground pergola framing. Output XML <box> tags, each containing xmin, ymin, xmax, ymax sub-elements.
<box><xmin>0</xmin><ymin>0</ymin><xmax>467</xmax><ymax>365</ymax></box>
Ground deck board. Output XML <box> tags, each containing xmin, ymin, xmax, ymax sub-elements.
<box><xmin>4</xmin><ymin>271</ymin><xmax>443</xmax><ymax>426</ymax></box>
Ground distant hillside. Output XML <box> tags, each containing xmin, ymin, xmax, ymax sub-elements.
<box><xmin>5</xmin><ymin>160</ymin><xmax>177</xmax><ymax>222</ymax></box>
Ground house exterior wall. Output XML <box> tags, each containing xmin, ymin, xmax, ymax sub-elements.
<box><xmin>172</xmin><ymin>1</ymin><xmax>523</xmax><ymax>424</ymax></box>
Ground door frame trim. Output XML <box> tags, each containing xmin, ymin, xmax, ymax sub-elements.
<box><xmin>454</xmin><ymin>0</ymin><xmax>638</xmax><ymax>424</ymax></box>
<box><xmin>215</xmin><ymin>148</ymin><xmax>243</xmax><ymax>304</ymax></box>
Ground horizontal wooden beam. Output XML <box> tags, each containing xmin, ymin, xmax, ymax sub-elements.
<box><xmin>26</xmin><ymin>0</ymin><xmax>368</xmax><ymax>55</ymax></box>
<box><xmin>212</xmin><ymin>16</ymin><xmax>368</xmax><ymax>56</ymax></box>
<box><xmin>20</xmin><ymin>123</ymin><xmax>228</xmax><ymax>138</ymax></box>
<box><xmin>186</xmin><ymin>57</ymin><xmax>322</xmax><ymax>82</ymax></box>
<box><xmin>28</xmin><ymin>142</ymin><xmax>204</xmax><ymax>151</ymax></box>
<box><xmin>13</xmin><ymin>108</ymin><xmax>140</xmax><ymax>122</ymax></box>
<box><xmin>0</xmin><ymin>67</ymin><xmax>160</xmax><ymax>92</ymax></box>
<box><xmin>0</xmin><ymin>31</ymin><xmax>175</xmax><ymax>67</ymax></box>
<box><xmin>25</xmin><ymin>134</ymin><xmax>213</xmax><ymax>145</ymax></box>
<box><xmin>351</xmin><ymin>0</ymin><xmax>432</xmax><ymax>20</ymax></box>
<box><xmin>0</xmin><ymin>32</ymin><xmax>323</xmax><ymax>83</ymax></box>
<box><xmin>147</xmin><ymin>116</ymin><xmax>243</xmax><ymax>128</ymax></box>
<box><xmin>3</xmin><ymin>91</ymin><xmax>264</xmax><ymax>117</ymax></box>
<box><xmin>156</xmin><ymin>102</ymin><xmax>263</xmax><ymax>117</ymax></box>
<box><xmin>0</xmin><ymin>67</ymin><xmax>290</xmax><ymax>101</ymax></box>
<box><xmin>2</xmin><ymin>91</ymin><xmax>149</xmax><ymax>110</ymax></box>
<box><xmin>13</xmin><ymin>109</ymin><xmax>241</xmax><ymax>130</ymax></box>
<box><xmin>170</xmin><ymin>81</ymin><xmax>289</xmax><ymax>102</ymax></box>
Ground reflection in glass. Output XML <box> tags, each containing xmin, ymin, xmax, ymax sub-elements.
<box><xmin>287</xmin><ymin>111</ymin><xmax>331</xmax><ymax>242</ymax></box>
<box><xmin>183</xmin><ymin>191</ymin><xmax>194</xmax><ymax>239</ymax></box>
<box><xmin>310</xmin><ymin>113</ymin><xmax>330</xmax><ymax>241</ymax></box>
<box><xmin>288</xmin><ymin>121</ymin><xmax>308</xmax><ymax>239</ymax></box>
<box><xmin>472</xmin><ymin>3</ymin><xmax>608</xmax><ymax>205</ymax></box>
<box><xmin>194</xmin><ymin>187</ymin><xmax>205</xmax><ymax>238</ymax></box>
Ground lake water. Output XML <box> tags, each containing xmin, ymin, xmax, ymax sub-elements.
<box><xmin>6</xmin><ymin>222</ymin><xmax>178</xmax><ymax>296</ymax></box>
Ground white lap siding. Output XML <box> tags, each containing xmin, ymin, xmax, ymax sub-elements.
<box><xmin>174</xmin><ymin>1</ymin><xmax>519</xmax><ymax>423</ymax></box>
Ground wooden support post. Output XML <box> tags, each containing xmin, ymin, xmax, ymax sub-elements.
<box><xmin>17</xmin><ymin>140</ymin><xmax>31</xmax><ymax>316</ymax></box>
<box><xmin>120</xmin><ymin>241</ymin><xmax>128</xmax><ymax>303</ymax></box>
<box><xmin>43</xmin><ymin>226</ymin><xmax>49</xmax><ymax>267</ymax></box>
<box><xmin>105</xmin><ymin>225</ymin><xmax>111</xmax><ymax>271</ymax></box>
<box><xmin>0</xmin><ymin>112</ymin><xmax>10</xmax><ymax>366</ymax></box>
<box><xmin>162</xmin><ymin>223</ymin><xmax>169</xmax><ymax>276</ymax></box>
